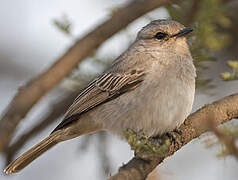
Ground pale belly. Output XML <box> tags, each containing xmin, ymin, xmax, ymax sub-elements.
<box><xmin>91</xmin><ymin>70</ymin><xmax>195</xmax><ymax>137</ymax></box>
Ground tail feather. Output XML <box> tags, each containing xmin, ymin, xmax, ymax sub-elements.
<box><xmin>4</xmin><ymin>132</ymin><xmax>60</xmax><ymax>174</ymax></box>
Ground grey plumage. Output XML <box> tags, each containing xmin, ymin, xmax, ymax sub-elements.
<box><xmin>4</xmin><ymin>19</ymin><xmax>196</xmax><ymax>174</ymax></box>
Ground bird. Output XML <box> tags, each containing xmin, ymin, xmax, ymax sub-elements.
<box><xmin>4</xmin><ymin>19</ymin><xmax>196</xmax><ymax>174</ymax></box>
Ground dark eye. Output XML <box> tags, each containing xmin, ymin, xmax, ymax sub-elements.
<box><xmin>155</xmin><ymin>32</ymin><xmax>167</xmax><ymax>40</ymax></box>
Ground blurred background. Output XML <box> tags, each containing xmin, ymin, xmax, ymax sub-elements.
<box><xmin>0</xmin><ymin>0</ymin><xmax>238</xmax><ymax>179</ymax></box>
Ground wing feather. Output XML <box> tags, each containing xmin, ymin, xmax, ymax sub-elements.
<box><xmin>51</xmin><ymin>70</ymin><xmax>145</xmax><ymax>133</ymax></box>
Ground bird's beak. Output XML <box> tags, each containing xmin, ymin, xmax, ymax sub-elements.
<box><xmin>171</xmin><ymin>27</ymin><xmax>193</xmax><ymax>38</ymax></box>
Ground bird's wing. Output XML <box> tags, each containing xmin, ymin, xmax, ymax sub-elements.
<box><xmin>51</xmin><ymin>70</ymin><xmax>145</xmax><ymax>133</ymax></box>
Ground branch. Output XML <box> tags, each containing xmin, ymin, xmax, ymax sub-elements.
<box><xmin>110</xmin><ymin>93</ymin><xmax>238</xmax><ymax>180</ymax></box>
<box><xmin>0</xmin><ymin>0</ymin><xmax>178</xmax><ymax>152</ymax></box>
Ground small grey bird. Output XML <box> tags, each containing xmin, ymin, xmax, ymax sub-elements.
<box><xmin>4</xmin><ymin>19</ymin><xmax>196</xmax><ymax>174</ymax></box>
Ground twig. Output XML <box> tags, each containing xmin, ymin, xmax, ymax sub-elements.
<box><xmin>110</xmin><ymin>93</ymin><xmax>238</xmax><ymax>180</ymax></box>
<box><xmin>0</xmin><ymin>0</ymin><xmax>178</xmax><ymax>153</ymax></box>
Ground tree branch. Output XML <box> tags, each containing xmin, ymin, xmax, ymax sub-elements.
<box><xmin>0</xmin><ymin>0</ymin><xmax>178</xmax><ymax>152</ymax></box>
<box><xmin>110</xmin><ymin>93</ymin><xmax>238</xmax><ymax>180</ymax></box>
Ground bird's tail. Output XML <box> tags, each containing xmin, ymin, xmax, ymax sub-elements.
<box><xmin>4</xmin><ymin>131</ymin><xmax>61</xmax><ymax>174</ymax></box>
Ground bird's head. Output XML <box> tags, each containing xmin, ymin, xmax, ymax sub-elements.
<box><xmin>137</xmin><ymin>20</ymin><xmax>193</xmax><ymax>55</ymax></box>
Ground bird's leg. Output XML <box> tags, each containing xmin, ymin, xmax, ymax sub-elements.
<box><xmin>166</xmin><ymin>128</ymin><xmax>182</xmax><ymax>146</ymax></box>
<box><xmin>166</xmin><ymin>132</ymin><xmax>177</xmax><ymax>143</ymax></box>
<box><xmin>174</xmin><ymin>128</ymin><xmax>182</xmax><ymax>135</ymax></box>
<box><xmin>148</xmin><ymin>135</ymin><xmax>164</xmax><ymax>146</ymax></box>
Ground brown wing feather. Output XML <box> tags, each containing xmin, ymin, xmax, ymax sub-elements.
<box><xmin>51</xmin><ymin>71</ymin><xmax>145</xmax><ymax>133</ymax></box>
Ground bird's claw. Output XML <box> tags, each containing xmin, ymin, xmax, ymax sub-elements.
<box><xmin>166</xmin><ymin>132</ymin><xmax>177</xmax><ymax>144</ymax></box>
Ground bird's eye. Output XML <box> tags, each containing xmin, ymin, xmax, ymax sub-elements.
<box><xmin>155</xmin><ymin>32</ymin><xmax>167</xmax><ymax>40</ymax></box>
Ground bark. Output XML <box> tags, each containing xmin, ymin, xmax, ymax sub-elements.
<box><xmin>110</xmin><ymin>93</ymin><xmax>238</xmax><ymax>180</ymax></box>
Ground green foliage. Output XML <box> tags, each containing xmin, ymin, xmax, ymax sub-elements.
<box><xmin>168</xmin><ymin>0</ymin><xmax>231</xmax><ymax>51</ymax></box>
<box><xmin>53</xmin><ymin>14</ymin><xmax>72</xmax><ymax>36</ymax></box>
<box><xmin>194</xmin><ymin>0</ymin><xmax>231</xmax><ymax>51</ymax></box>
<box><xmin>123</xmin><ymin>129</ymin><xmax>170</xmax><ymax>158</ymax></box>
<box><xmin>167</xmin><ymin>0</ymin><xmax>232</xmax><ymax>88</ymax></box>
<box><xmin>221</xmin><ymin>60</ymin><xmax>238</xmax><ymax>81</ymax></box>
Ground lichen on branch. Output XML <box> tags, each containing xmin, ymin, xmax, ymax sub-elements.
<box><xmin>123</xmin><ymin>129</ymin><xmax>171</xmax><ymax>159</ymax></box>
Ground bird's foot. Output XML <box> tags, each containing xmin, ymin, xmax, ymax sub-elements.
<box><xmin>166</xmin><ymin>128</ymin><xmax>183</xmax><ymax>148</ymax></box>
<box><xmin>174</xmin><ymin>128</ymin><xmax>182</xmax><ymax>135</ymax></box>
<box><xmin>166</xmin><ymin>132</ymin><xmax>177</xmax><ymax>144</ymax></box>
<box><xmin>148</xmin><ymin>136</ymin><xmax>164</xmax><ymax>146</ymax></box>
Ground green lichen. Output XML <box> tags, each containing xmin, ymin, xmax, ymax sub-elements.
<box><xmin>123</xmin><ymin>129</ymin><xmax>171</xmax><ymax>158</ymax></box>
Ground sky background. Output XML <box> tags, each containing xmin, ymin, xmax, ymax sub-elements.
<box><xmin>0</xmin><ymin>0</ymin><xmax>237</xmax><ymax>179</ymax></box>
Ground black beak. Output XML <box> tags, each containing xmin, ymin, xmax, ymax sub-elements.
<box><xmin>171</xmin><ymin>27</ymin><xmax>193</xmax><ymax>38</ymax></box>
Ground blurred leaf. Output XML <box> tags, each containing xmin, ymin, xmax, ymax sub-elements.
<box><xmin>53</xmin><ymin>14</ymin><xmax>72</xmax><ymax>36</ymax></box>
<box><xmin>217</xmin><ymin>145</ymin><xmax>231</xmax><ymax>158</ymax></box>
<box><xmin>221</xmin><ymin>60</ymin><xmax>238</xmax><ymax>81</ymax></box>
<box><xmin>221</xmin><ymin>72</ymin><xmax>232</xmax><ymax>81</ymax></box>
<box><xmin>107</xmin><ymin>7</ymin><xmax>120</xmax><ymax>16</ymax></box>
<box><xmin>167</xmin><ymin>0</ymin><xmax>232</xmax><ymax>89</ymax></box>
<box><xmin>227</xmin><ymin>60</ymin><xmax>238</xmax><ymax>71</ymax></box>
